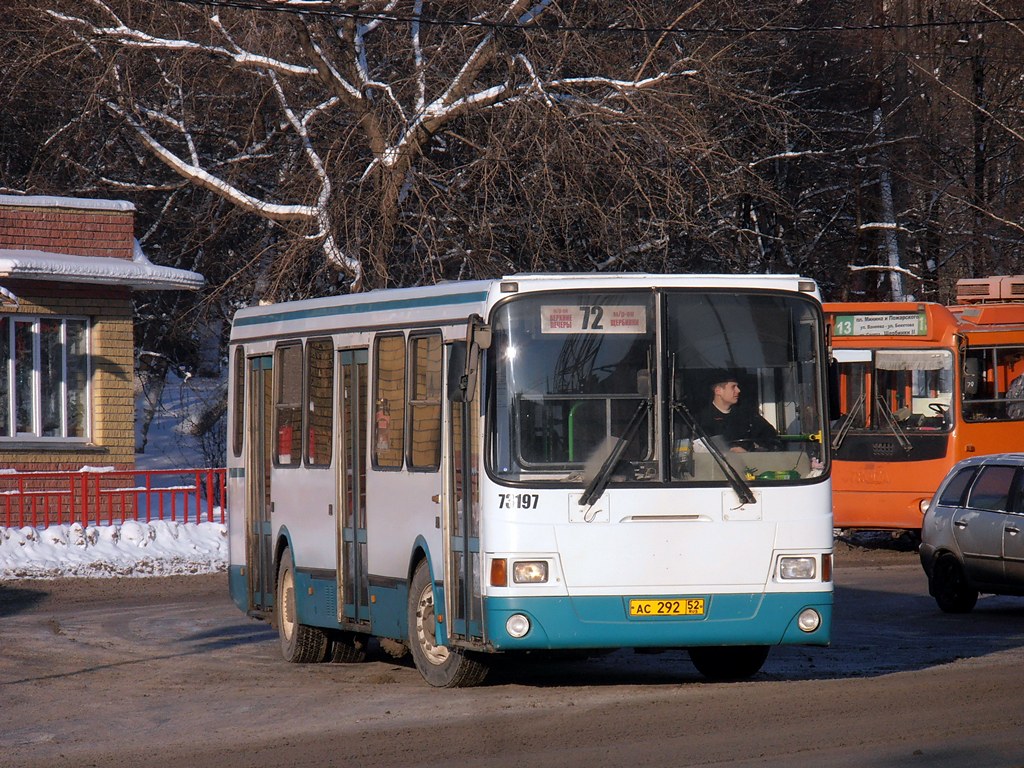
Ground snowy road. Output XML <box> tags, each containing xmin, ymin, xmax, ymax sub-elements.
<box><xmin>2</xmin><ymin>549</ymin><xmax>1023</xmax><ymax>767</ymax></box>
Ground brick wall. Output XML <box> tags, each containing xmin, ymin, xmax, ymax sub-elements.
<box><xmin>0</xmin><ymin>201</ymin><xmax>135</xmax><ymax>260</ymax></box>
<box><xmin>0</xmin><ymin>282</ymin><xmax>136</xmax><ymax>473</ymax></box>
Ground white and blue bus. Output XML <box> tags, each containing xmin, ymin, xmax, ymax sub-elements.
<box><xmin>227</xmin><ymin>273</ymin><xmax>833</xmax><ymax>686</ymax></box>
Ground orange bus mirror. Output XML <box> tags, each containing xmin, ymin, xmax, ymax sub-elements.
<box><xmin>963</xmin><ymin>357</ymin><xmax>979</xmax><ymax>396</ymax></box>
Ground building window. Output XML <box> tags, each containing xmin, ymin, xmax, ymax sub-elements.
<box><xmin>0</xmin><ymin>315</ymin><xmax>90</xmax><ymax>439</ymax></box>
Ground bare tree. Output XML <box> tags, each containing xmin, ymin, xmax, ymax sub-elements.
<box><xmin>29</xmin><ymin>0</ymin><xmax>788</xmax><ymax>297</ymax></box>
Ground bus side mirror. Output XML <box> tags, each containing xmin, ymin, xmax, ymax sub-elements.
<box><xmin>963</xmin><ymin>357</ymin><xmax>979</xmax><ymax>397</ymax></box>
<box><xmin>448</xmin><ymin>341</ymin><xmax>468</xmax><ymax>402</ymax></box>
<box><xmin>828</xmin><ymin>358</ymin><xmax>841</xmax><ymax>421</ymax></box>
<box><xmin>448</xmin><ymin>314</ymin><xmax>491</xmax><ymax>403</ymax></box>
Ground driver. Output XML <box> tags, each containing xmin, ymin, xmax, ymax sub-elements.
<box><xmin>697</xmin><ymin>372</ymin><xmax>781</xmax><ymax>452</ymax></box>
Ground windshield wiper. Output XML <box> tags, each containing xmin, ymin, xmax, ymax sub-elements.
<box><xmin>578</xmin><ymin>398</ymin><xmax>651</xmax><ymax>508</ymax></box>
<box><xmin>873</xmin><ymin>396</ymin><xmax>913</xmax><ymax>453</ymax></box>
<box><xmin>831</xmin><ymin>392</ymin><xmax>864</xmax><ymax>450</ymax></box>
<box><xmin>672</xmin><ymin>401</ymin><xmax>757</xmax><ymax>506</ymax></box>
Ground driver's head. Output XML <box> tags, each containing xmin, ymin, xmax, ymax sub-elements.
<box><xmin>711</xmin><ymin>374</ymin><xmax>741</xmax><ymax>409</ymax></box>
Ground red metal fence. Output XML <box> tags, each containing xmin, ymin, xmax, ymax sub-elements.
<box><xmin>0</xmin><ymin>468</ymin><xmax>226</xmax><ymax>529</ymax></box>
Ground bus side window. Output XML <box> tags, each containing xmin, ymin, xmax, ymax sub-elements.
<box><xmin>231</xmin><ymin>346</ymin><xmax>245</xmax><ymax>458</ymax></box>
<box><xmin>408</xmin><ymin>332</ymin><xmax>442</xmax><ymax>471</ymax></box>
<box><xmin>305</xmin><ymin>338</ymin><xmax>333</xmax><ymax>467</ymax></box>
<box><xmin>374</xmin><ymin>334</ymin><xmax>406</xmax><ymax>469</ymax></box>
<box><xmin>274</xmin><ymin>343</ymin><xmax>303</xmax><ymax>467</ymax></box>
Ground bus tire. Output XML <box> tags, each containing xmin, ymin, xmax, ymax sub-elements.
<box><xmin>688</xmin><ymin>645</ymin><xmax>770</xmax><ymax>681</ymax></box>
<box><xmin>329</xmin><ymin>631</ymin><xmax>368</xmax><ymax>664</ymax></box>
<box><xmin>277</xmin><ymin>548</ymin><xmax>329</xmax><ymax>663</ymax></box>
<box><xmin>407</xmin><ymin>560</ymin><xmax>489</xmax><ymax>688</ymax></box>
<box><xmin>930</xmin><ymin>554</ymin><xmax>978</xmax><ymax>614</ymax></box>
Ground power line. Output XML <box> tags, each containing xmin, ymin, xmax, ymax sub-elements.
<box><xmin>170</xmin><ymin>0</ymin><xmax>1024</xmax><ymax>37</ymax></box>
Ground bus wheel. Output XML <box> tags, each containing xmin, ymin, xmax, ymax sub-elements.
<box><xmin>930</xmin><ymin>555</ymin><xmax>978</xmax><ymax>614</ymax></box>
<box><xmin>688</xmin><ymin>645</ymin><xmax>770</xmax><ymax>681</ymax></box>
<box><xmin>329</xmin><ymin>631</ymin><xmax>368</xmax><ymax>664</ymax></box>
<box><xmin>277</xmin><ymin>548</ymin><xmax>329</xmax><ymax>663</ymax></box>
<box><xmin>407</xmin><ymin>560</ymin><xmax>489</xmax><ymax>688</ymax></box>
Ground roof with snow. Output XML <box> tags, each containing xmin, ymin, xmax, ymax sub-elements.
<box><xmin>0</xmin><ymin>242</ymin><xmax>204</xmax><ymax>291</ymax></box>
<box><xmin>0</xmin><ymin>194</ymin><xmax>203</xmax><ymax>291</ymax></box>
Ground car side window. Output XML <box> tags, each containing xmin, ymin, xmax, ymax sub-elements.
<box><xmin>937</xmin><ymin>467</ymin><xmax>977</xmax><ymax>507</ymax></box>
<box><xmin>966</xmin><ymin>465</ymin><xmax>1017</xmax><ymax>512</ymax></box>
<box><xmin>1011</xmin><ymin>469</ymin><xmax>1024</xmax><ymax>515</ymax></box>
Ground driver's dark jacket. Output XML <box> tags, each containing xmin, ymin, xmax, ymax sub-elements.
<box><xmin>696</xmin><ymin>405</ymin><xmax>779</xmax><ymax>449</ymax></box>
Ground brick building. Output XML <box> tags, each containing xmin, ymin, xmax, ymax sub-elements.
<box><xmin>0</xmin><ymin>194</ymin><xmax>203</xmax><ymax>473</ymax></box>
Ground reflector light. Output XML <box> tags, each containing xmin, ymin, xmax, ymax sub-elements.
<box><xmin>490</xmin><ymin>558</ymin><xmax>508</xmax><ymax>587</ymax></box>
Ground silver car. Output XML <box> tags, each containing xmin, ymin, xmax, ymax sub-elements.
<box><xmin>919</xmin><ymin>452</ymin><xmax>1024</xmax><ymax>613</ymax></box>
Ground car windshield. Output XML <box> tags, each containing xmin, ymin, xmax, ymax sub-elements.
<box><xmin>489</xmin><ymin>289</ymin><xmax>827</xmax><ymax>488</ymax></box>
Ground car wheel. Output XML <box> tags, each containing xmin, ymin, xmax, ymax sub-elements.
<box><xmin>407</xmin><ymin>560</ymin><xmax>489</xmax><ymax>687</ymax></box>
<box><xmin>930</xmin><ymin>554</ymin><xmax>978</xmax><ymax>614</ymax></box>
<box><xmin>277</xmin><ymin>548</ymin><xmax>329</xmax><ymax>663</ymax></box>
<box><xmin>688</xmin><ymin>645</ymin><xmax>770</xmax><ymax>681</ymax></box>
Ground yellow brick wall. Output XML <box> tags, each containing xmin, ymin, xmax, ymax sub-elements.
<box><xmin>0</xmin><ymin>280</ymin><xmax>135</xmax><ymax>472</ymax></box>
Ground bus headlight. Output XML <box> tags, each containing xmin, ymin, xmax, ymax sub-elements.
<box><xmin>797</xmin><ymin>608</ymin><xmax>821</xmax><ymax>633</ymax></box>
<box><xmin>513</xmin><ymin>561</ymin><xmax>549</xmax><ymax>584</ymax></box>
<box><xmin>919</xmin><ymin>498</ymin><xmax>930</xmax><ymax>515</ymax></box>
<box><xmin>779</xmin><ymin>556</ymin><xmax>817</xmax><ymax>580</ymax></box>
<box><xmin>506</xmin><ymin>614</ymin><xmax>531</xmax><ymax>638</ymax></box>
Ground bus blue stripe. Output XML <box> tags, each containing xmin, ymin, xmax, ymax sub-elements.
<box><xmin>234</xmin><ymin>291</ymin><xmax>490</xmax><ymax>327</ymax></box>
<box><xmin>484</xmin><ymin>592</ymin><xmax>832</xmax><ymax>649</ymax></box>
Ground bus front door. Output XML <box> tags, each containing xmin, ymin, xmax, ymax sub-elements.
<box><xmin>246</xmin><ymin>355</ymin><xmax>275</xmax><ymax>612</ymax></box>
<box><xmin>444</xmin><ymin>353</ymin><xmax>484</xmax><ymax>641</ymax></box>
<box><xmin>337</xmin><ymin>349</ymin><xmax>370</xmax><ymax>624</ymax></box>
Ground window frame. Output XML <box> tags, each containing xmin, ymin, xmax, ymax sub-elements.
<box><xmin>406</xmin><ymin>330</ymin><xmax>443</xmax><ymax>472</ymax></box>
<box><xmin>0</xmin><ymin>314</ymin><xmax>91</xmax><ymax>441</ymax></box>
<box><xmin>273</xmin><ymin>341</ymin><xmax>303</xmax><ymax>468</ymax></box>
<box><xmin>372</xmin><ymin>332</ymin><xmax>407</xmax><ymax>470</ymax></box>
<box><xmin>304</xmin><ymin>337</ymin><xmax>335</xmax><ymax>469</ymax></box>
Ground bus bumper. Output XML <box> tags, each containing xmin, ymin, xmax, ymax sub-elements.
<box><xmin>483</xmin><ymin>592</ymin><xmax>832</xmax><ymax>650</ymax></box>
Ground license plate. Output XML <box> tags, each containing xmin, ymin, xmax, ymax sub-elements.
<box><xmin>629</xmin><ymin>598</ymin><xmax>705</xmax><ymax>617</ymax></box>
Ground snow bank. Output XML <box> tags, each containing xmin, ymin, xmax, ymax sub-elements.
<box><xmin>0</xmin><ymin>520</ymin><xmax>226</xmax><ymax>580</ymax></box>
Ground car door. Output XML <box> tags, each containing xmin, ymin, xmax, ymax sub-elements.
<box><xmin>1000</xmin><ymin>467</ymin><xmax>1024</xmax><ymax>589</ymax></box>
<box><xmin>952</xmin><ymin>464</ymin><xmax>1017</xmax><ymax>590</ymax></box>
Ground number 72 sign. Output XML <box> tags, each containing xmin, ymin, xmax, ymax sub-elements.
<box><xmin>540</xmin><ymin>305</ymin><xmax>648</xmax><ymax>334</ymax></box>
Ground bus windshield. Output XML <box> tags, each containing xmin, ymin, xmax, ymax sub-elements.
<box><xmin>833</xmin><ymin>348</ymin><xmax>954</xmax><ymax>435</ymax></box>
<box><xmin>490</xmin><ymin>290</ymin><xmax>827</xmax><ymax>486</ymax></box>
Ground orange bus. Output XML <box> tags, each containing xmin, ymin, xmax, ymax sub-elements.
<box><xmin>826</xmin><ymin>275</ymin><xmax>1024</xmax><ymax>531</ymax></box>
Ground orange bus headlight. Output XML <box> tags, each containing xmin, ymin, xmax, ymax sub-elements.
<box><xmin>512</xmin><ymin>561</ymin><xmax>549</xmax><ymax>584</ymax></box>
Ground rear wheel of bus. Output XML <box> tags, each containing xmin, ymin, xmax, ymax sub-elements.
<box><xmin>688</xmin><ymin>645</ymin><xmax>770</xmax><ymax>681</ymax></box>
<box><xmin>277</xmin><ymin>548</ymin><xmax>329</xmax><ymax>663</ymax></box>
<box><xmin>408</xmin><ymin>560</ymin><xmax>489</xmax><ymax>688</ymax></box>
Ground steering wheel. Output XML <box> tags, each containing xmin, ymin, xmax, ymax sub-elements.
<box><xmin>928</xmin><ymin>402</ymin><xmax>949</xmax><ymax>415</ymax></box>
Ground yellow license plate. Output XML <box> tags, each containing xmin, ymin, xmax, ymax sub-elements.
<box><xmin>629</xmin><ymin>598</ymin><xmax>705</xmax><ymax>617</ymax></box>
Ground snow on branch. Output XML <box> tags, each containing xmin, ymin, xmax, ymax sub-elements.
<box><xmin>48</xmin><ymin>6</ymin><xmax>317</xmax><ymax>78</ymax></box>
<box><xmin>848</xmin><ymin>264</ymin><xmax>922</xmax><ymax>281</ymax></box>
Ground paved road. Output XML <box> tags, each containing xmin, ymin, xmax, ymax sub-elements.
<box><xmin>2</xmin><ymin>547</ymin><xmax>1023</xmax><ymax>767</ymax></box>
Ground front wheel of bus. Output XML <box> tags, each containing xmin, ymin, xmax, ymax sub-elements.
<box><xmin>277</xmin><ymin>548</ymin><xmax>329</xmax><ymax>663</ymax></box>
<box><xmin>408</xmin><ymin>561</ymin><xmax>489</xmax><ymax>688</ymax></box>
<box><xmin>688</xmin><ymin>645</ymin><xmax>770</xmax><ymax>681</ymax></box>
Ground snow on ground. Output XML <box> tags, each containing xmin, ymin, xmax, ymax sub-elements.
<box><xmin>0</xmin><ymin>370</ymin><xmax>227</xmax><ymax>580</ymax></box>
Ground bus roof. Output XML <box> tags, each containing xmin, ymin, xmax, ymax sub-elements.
<box><xmin>825</xmin><ymin>300</ymin><xmax>1024</xmax><ymax>346</ymax></box>
<box><xmin>231</xmin><ymin>273</ymin><xmax>821</xmax><ymax>341</ymax></box>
